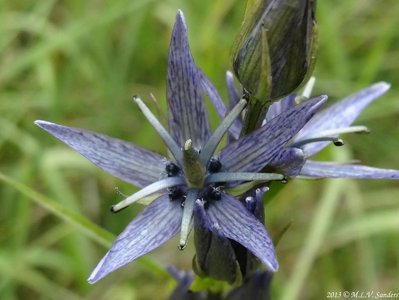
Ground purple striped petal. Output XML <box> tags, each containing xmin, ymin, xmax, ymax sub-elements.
<box><xmin>226</xmin><ymin>71</ymin><xmax>242</xmax><ymax>141</ymax></box>
<box><xmin>295</xmin><ymin>82</ymin><xmax>390</xmax><ymax>157</ymax></box>
<box><xmin>35</xmin><ymin>121</ymin><xmax>166</xmax><ymax>188</ymax></box>
<box><xmin>167</xmin><ymin>10</ymin><xmax>210</xmax><ymax>149</ymax></box>
<box><xmin>206</xmin><ymin>194</ymin><xmax>278</xmax><ymax>272</ymax></box>
<box><xmin>218</xmin><ymin>96</ymin><xmax>326</xmax><ymax>172</ymax></box>
<box><xmin>200</xmin><ymin>70</ymin><xmax>226</xmax><ymax>118</ymax></box>
<box><xmin>270</xmin><ymin>147</ymin><xmax>306</xmax><ymax>177</ymax></box>
<box><xmin>300</xmin><ymin>160</ymin><xmax>399</xmax><ymax>179</ymax></box>
<box><xmin>88</xmin><ymin>195</ymin><xmax>182</xmax><ymax>283</ymax></box>
<box><xmin>193</xmin><ymin>200</ymin><xmax>239</xmax><ymax>283</ymax></box>
<box><xmin>265</xmin><ymin>93</ymin><xmax>296</xmax><ymax>122</ymax></box>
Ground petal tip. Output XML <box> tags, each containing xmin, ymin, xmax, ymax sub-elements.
<box><xmin>34</xmin><ymin>120</ymin><xmax>51</xmax><ymax>128</ymax></box>
<box><xmin>372</xmin><ymin>81</ymin><xmax>391</xmax><ymax>93</ymax></box>
<box><xmin>226</xmin><ymin>70</ymin><xmax>234</xmax><ymax>79</ymax></box>
<box><xmin>310</xmin><ymin>95</ymin><xmax>328</xmax><ymax>111</ymax></box>
<box><xmin>268</xmin><ymin>259</ymin><xmax>279</xmax><ymax>272</ymax></box>
<box><xmin>175</xmin><ymin>9</ymin><xmax>186</xmax><ymax>24</ymax></box>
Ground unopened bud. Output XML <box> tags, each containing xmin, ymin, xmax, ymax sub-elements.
<box><xmin>232</xmin><ymin>0</ymin><xmax>318</xmax><ymax>102</ymax></box>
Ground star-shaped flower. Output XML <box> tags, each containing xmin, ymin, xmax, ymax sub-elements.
<box><xmin>236</xmin><ymin>78</ymin><xmax>399</xmax><ymax>179</ymax></box>
<box><xmin>35</xmin><ymin>10</ymin><xmax>326</xmax><ymax>283</ymax></box>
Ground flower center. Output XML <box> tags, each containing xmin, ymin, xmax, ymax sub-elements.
<box><xmin>182</xmin><ymin>139</ymin><xmax>206</xmax><ymax>188</ymax></box>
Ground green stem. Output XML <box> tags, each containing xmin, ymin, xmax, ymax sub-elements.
<box><xmin>241</xmin><ymin>96</ymin><xmax>270</xmax><ymax>134</ymax></box>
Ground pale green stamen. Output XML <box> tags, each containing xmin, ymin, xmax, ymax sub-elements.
<box><xmin>291</xmin><ymin>137</ymin><xmax>344</xmax><ymax>148</ymax></box>
<box><xmin>179</xmin><ymin>188</ymin><xmax>199</xmax><ymax>249</ymax></box>
<box><xmin>110</xmin><ymin>177</ymin><xmax>185</xmax><ymax>212</ymax></box>
<box><xmin>309</xmin><ymin>125</ymin><xmax>370</xmax><ymax>137</ymax></box>
<box><xmin>302</xmin><ymin>76</ymin><xmax>316</xmax><ymax>99</ymax></box>
<box><xmin>206</xmin><ymin>172</ymin><xmax>284</xmax><ymax>183</ymax></box>
<box><xmin>133</xmin><ymin>96</ymin><xmax>182</xmax><ymax>163</ymax></box>
<box><xmin>292</xmin><ymin>126</ymin><xmax>370</xmax><ymax>148</ymax></box>
<box><xmin>200</xmin><ymin>98</ymin><xmax>247</xmax><ymax>165</ymax></box>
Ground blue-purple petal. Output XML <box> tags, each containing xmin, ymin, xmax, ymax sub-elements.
<box><xmin>88</xmin><ymin>195</ymin><xmax>182</xmax><ymax>283</ymax></box>
<box><xmin>226</xmin><ymin>71</ymin><xmax>243</xmax><ymax>141</ymax></box>
<box><xmin>218</xmin><ymin>96</ymin><xmax>326</xmax><ymax>172</ymax></box>
<box><xmin>300</xmin><ymin>160</ymin><xmax>399</xmax><ymax>179</ymax></box>
<box><xmin>35</xmin><ymin>120</ymin><xmax>166</xmax><ymax>188</ymax></box>
<box><xmin>193</xmin><ymin>200</ymin><xmax>239</xmax><ymax>283</ymax></box>
<box><xmin>167</xmin><ymin>10</ymin><xmax>210</xmax><ymax>149</ymax></box>
<box><xmin>270</xmin><ymin>147</ymin><xmax>306</xmax><ymax>177</ymax></box>
<box><xmin>199</xmin><ymin>70</ymin><xmax>226</xmax><ymax>119</ymax></box>
<box><xmin>295</xmin><ymin>82</ymin><xmax>390</xmax><ymax>157</ymax></box>
<box><xmin>265</xmin><ymin>93</ymin><xmax>296</xmax><ymax>122</ymax></box>
<box><xmin>206</xmin><ymin>194</ymin><xmax>278</xmax><ymax>272</ymax></box>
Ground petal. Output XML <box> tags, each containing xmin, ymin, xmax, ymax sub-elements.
<box><xmin>226</xmin><ymin>71</ymin><xmax>242</xmax><ymax>141</ymax></box>
<box><xmin>167</xmin><ymin>10</ymin><xmax>211</xmax><ymax>149</ymax></box>
<box><xmin>226</xmin><ymin>71</ymin><xmax>241</xmax><ymax>112</ymax></box>
<box><xmin>265</xmin><ymin>93</ymin><xmax>296</xmax><ymax>122</ymax></box>
<box><xmin>270</xmin><ymin>147</ymin><xmax>306</xmax><ymax>177</ymax></box>
<box><xmin>193</xmin><ymin>201</ymin><xmax>240</xmax><ymax>283</ymax></box>
<box><xmin>295</xmin><ymin>82</ymin><xmax>390</xmax><ymax>157</ymax></box>
<box><xmin>218</xmin><ymin>96</ymin><xmax>326</xmax><ymax>172</ymax></box>
<box><xmin>199</xmin><ymin>70</ymin><xmax>226</xmax><ymax>119</ymax></box>
<box><xmin>299</xmin><ymin>160</ymin><xmax>399</xmax><ymax>179</ymax></box>
<box><xmin>35</xmin><ymin>121</ymin><xmax>166</xmax><ymax>188</ymax></box>
<box><xmin>206</xmin><ymin>194</ymin><xmax>278</xmax><ymax>272</ymax></box>
<box><xmin>232</xmin><ymin>188</ymin><xmax>268</xmax><ymax>277</ymax></box>
<box><xmin>88</xmin><ymin>195</ymin><xmax>182</xmax><ymax>283</ymax></box>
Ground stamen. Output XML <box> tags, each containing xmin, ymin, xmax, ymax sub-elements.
<box><xmin>302</xmin><ymin>76</ymin><xmax>316</xmax><ymax>99</ymax></box>
<box><xmin>206</xmin><ymin>172</ymin><xmax>284</xmax><ymax>183</ymax></box>
<box><xmin>166</xmin><ymin>162</ymin><xmax>180</xmax><ymax>177</ymax></box>
<box><xmin>110</xmin><ymin>177</ymin><xmax>185</xmax><ymax>212</ymax></box>
<box><xmin>311</xmin><ymin>126</ymin><xmax>370</xmax><ymax>137</ymax></box>
<box><xmin>168</xmin><ymin>186</ymin><xmax>184</xmax><ymax>201</ymax></box>
<box><xmin>179</xmin><ymin>189</ymin><xmax>199</xmax><ymax>250</ymax></box>
<box><xmin>292</xmin><ymin>126</ymin><xmax>370</xmax><ymax>148</ymax></box>
<box><xmin>133</xmin><ymin>96</ymin><xmax>182</xmax><ymax>163</ymax></box>
<box><xmin>201</xmin><ymin>185</ymin><xmax>223</xmax><ymax>201</ymax></box>
<box><xmin>200</xmin><ymin>98</ymin><xmax>247</xmax><ymax>165</ymax></box>
<box><xmin>208</xmin><ymin>158</ymin><xmax>222</xmax><ymax>173</ymax></box>
<box><xmin>291</xmin><ymin>136</ymin><xmax>344</xmax><ymax>148</ymax></box>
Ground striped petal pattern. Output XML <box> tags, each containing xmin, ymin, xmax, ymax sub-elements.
<box><xmin>88</xmin><ymin>196</ymin><xmax>182</xmax><ymax>283</ymax></box>
<box><xmin>167</xmin><ymin>10</ymin><xmax>211</xmax><ymax>149</ymax></box>
<box><xmin>295</xmin><ymin>82</ymin><xmax>390</xmax><ymax>157</ymax></box>
<box><xmin>300</xmin><ymin>161</ymin><xmax>399</xmax><ymax>179</ymax></box>
<box><xmin>35</xmin><ymin>121</ymin><xmax>166</xmax><ymax>188</ymax></box>
<box><xmin>218</xmin><ymin>96</ymin><xmax>326</xmax><ymax>172</ymax></box>
<box><xmin>206</xmin><ymin>194</ymin><xmax>278</xmax><ymax>272</ymax></box>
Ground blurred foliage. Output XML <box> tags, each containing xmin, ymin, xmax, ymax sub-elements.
<box><xmin>0</xmin><ymin>0</ymin><xmax>398</xmax><ymax>299</ymax></box>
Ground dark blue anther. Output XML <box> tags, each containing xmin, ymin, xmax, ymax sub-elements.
<box><xmin>208</xmin><ymin>158</ymin><xmax>222</xmax><ymax>173</ymax></box>
<box><xmin>166</xmin><ymin>162</ymin><xmax>180</xmax><ymax>177</ymax></box>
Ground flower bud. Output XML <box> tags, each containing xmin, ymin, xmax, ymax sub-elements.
<box><xmin>193</xmin><ymin>202</ymin><xmax>242</xmax><ymax>284</ymax></box>
<box><xmin>232</xmin><ymin>0</ymin><xmax>317</xmax><ymax>101</ymax></box>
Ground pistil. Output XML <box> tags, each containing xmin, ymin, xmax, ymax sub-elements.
<box><xmin>182</xmin><ymin>139</ymin><xmax>206</xmax><ymax>188</ymax></box>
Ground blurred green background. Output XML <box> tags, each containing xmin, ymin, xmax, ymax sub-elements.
<box><xmin>1</xmin><ymin>0</ymin><xmax>398</xmax><ymax>299</ymax></box>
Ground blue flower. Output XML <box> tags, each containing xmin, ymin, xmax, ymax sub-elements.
<box><xmin>35</xmin><ymin>10</ymin><xmax>326</xmax><ymax>283</ymax></box>
<box><xmin>267</xmin><ymin>81</ymin><xmax>399</xmax><ymax>179</ymax></box>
